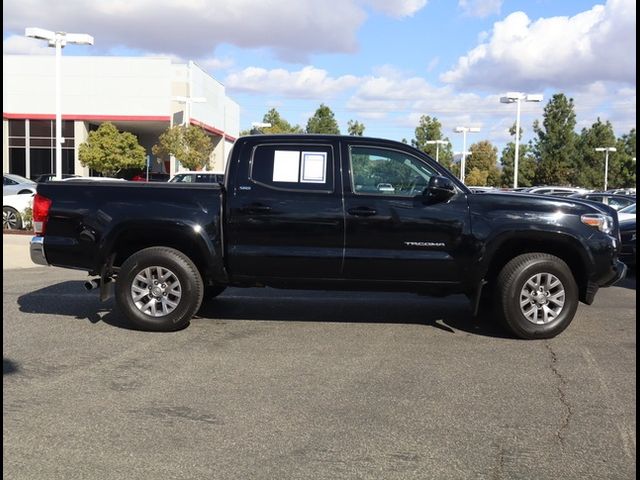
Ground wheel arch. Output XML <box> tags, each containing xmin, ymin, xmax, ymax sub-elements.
<box><xmin>481</xmin><ymin>233</ymin><xmax>592</xmax><ymax>304</ymax></box>
<box><xmin>102</xmin><ymin>221</ymin><xmax>227</xmax><ymax>286</ymax></box>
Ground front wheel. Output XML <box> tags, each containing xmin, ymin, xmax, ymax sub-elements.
<box><xmin>115</xmin><ymin>247</ymin><xmax>203</xmax><ymax>331</ymax></box>
<box><xmin>496</xmin><ymin>253</ymin><xmax>579</xmax><ymax>339</ymax></box>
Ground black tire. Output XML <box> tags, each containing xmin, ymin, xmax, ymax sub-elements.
<box><xmin>203</xmin><ymin>284</ymin><xmax>226</xmax><ymax>301</ymax></box>
<box><xmin>115</xmin><ymin>247</ymin><xmax>204</xmax><ymax>331</ymax></box>
<box><xmin>3</xmin><ymin>207</ymin><xmax>22</xmax><ymax>230</ymax></box>
<box><xmin>496</xmin><ymin>253</ymin><xmax>579</xmax><ymax>339</ymax></box>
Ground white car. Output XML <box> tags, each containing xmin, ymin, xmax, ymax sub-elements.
<box><xmin>3</xmin><ymin>173</ymin><xmax>37</xmax><ymax>196</ymax></box>
<box><xmin>617</xmin><ymin>203</ymin><xmax>636</xmax><ymax>222</ymax></box>
<box><xmin>376</xmin><ymin>183</ymin><xmax>395</xmax><ymax>193</ymax></box>
<box><xmin>525</xmin><ymin>186</ymin><xmax>591</xmax><ymax>197</ymax></box>
<box><xmin>3</xmin><ymin>192</ymin><xmax>34</xmax><ymax>230</ymax></box>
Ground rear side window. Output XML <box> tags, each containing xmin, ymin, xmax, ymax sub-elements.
<box><xmin>250</xmin><ymin>144</ymin><xmax>333</xmax><ymax>192</ymax></box>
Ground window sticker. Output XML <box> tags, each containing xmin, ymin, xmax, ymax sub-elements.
<box><xmin>272</xmin><ymin>150</ymin><xmax>300</xmax><ymax>182</ymax></box>
<box><xmin>300</xmin><ymin>151</ymin><xmax>327</xmax><ymax>183</ymax></box>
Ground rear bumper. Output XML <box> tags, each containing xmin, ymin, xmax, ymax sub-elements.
<box><xmin>30</xmin><ymin>236</ymin><xmax>49</xmax><ymax>266</ymax></box>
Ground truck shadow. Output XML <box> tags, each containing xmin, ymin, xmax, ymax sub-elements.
<box><xmin>17</xmin><ymin>281</ymin><xmax>510</xmax><ymax>338</ymax></box>
<box><xmin>197</xmin><ymin>288</ymin><xmax>512</xmax><ymax>339</ymax></box>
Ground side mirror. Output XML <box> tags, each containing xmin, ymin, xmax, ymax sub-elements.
<box><xmin>423</xmin><ymin>175</ymin><xmax>456</xmax><ymax>204</ymax></box>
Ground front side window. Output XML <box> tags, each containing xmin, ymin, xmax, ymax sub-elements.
<box><xmin>350</xmin><ymin>146</ymin><xmax>436</xmax><ymax>196</ymax></box>
<box><xmin>251</xmin><ymin>144</ymin><xmax>333</xmax><ymax>192</ymax></box>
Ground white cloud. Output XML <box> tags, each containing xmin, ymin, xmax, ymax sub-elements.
<box><xmin>225</xmin><ymin>66</ymin><xmax>360</xmax><ymax>98</ymax></box>
<box><xmin>442</xmin><ymin>0</ymin><xmax>636</xmax><ymax>91</ymax></box>
<box><xmin>363</xmin><ymin>0</ymin><xmax>428</xmax><ymax>18</ymax></box>
<box><xmin>2</xmin><ymin>0</ymin><xmax>426</xmax><ymax>62</ymax></box>
<box><xmin>3</xmin><ymin>35</ymin><xmax>54</xmax><ymax>55</ymax></box>
<box><xmin>197</xmin><ymin>57</ymin><xmax>235</xmax><ymax>72</ymax></box>
<box><xmin>458</xmin><ymin>0</ymin><xmax>503</xmax><ymax>18</ymax></box>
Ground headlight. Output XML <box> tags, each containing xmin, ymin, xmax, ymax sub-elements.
<box><xmin>581</xmin><ymin>214</ymin><xmax>614</xmax><ymax>234</ymax></box>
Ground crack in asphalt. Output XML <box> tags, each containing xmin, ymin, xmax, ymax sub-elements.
<box><xmin>545</xmin><ymin>342</ymin><xmax>572</xmax><ymax>446</ymax></box>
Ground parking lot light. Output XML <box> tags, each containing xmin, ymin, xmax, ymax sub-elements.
<box><xmin>500</xmin><ymin>92</ymin><xmax>543</xmax><ymax>189</ymax></box>
<box><xmin>454</xmin><ymin>127</ymin><xmax>480</xmax><ymax>183</ymax></box>
<box><xmin>425</xmin><ymin>139</ymin><xmax>449</xmax><ymax>163</ymax></box>
<box><xmin>595</xmin><ymin>147</ymin><xmax>617</xmax><ymax>191</ymax></box>
<box><xmin>25</xmin><ymin>28</ymin><xmax>94</xmax><ymax>180</ymax></box>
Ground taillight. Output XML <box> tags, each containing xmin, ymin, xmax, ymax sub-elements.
<box><xmin>132</xmin><ymin>175</ymin><xmax>145</xmax><ymax>182</ymax></box>
<box><xmin>32</xmin><ymin>193</ymin><xmax>52</xmax><ymax>236</ymax></box>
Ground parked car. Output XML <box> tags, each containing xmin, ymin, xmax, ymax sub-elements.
<box><xmin>30</xmin><ymin>134</ymin><xmax>626</xmax><ymax>339</ymax></box>
<box><xmin>3</xmin><ymin>192</ymin><xmax>34</xmax><ymax>230</ymax></box>
<box><xmin>606</xmin><ymin>188</ymin><xmax>636</xmax><ymax>196</ymax></box>
<box><xmin>467</xmin><ymin>186</ymin><xmax>497</xmax><ymax>193</ymax></box>
<box><xmin>525</xmin><ymin>186</ymin><xmax>591</xmax><ymax>197</ymax></box>
<box><xmin>619</xmin><ymin>218</ymin><xmax>636</xmax><ymax>268</ymax></box>
<box><xmin>34</xmin><ymin>173</ymin><xmax>81</xmax><ymax>183</ymax></box>
<box><xmin>117</xmin><ymin>168</ymin><xmax>170</xmax><ymax>182</ymax></box>
<box><xmin>376</xmin><ymin>183</ymin><xmax>395</xmax><ymax>193</ymax></box>
<box><xmin>169</xmin><ymin>172</ymin><xmax>225</xmax><ymax>184</ymax></box>
<box><xmin>61</xmin><ymin>177</ymin><xmax>127</xmax><ymax>182</ymax></box>
<box><xmin>617</xmin><ymin>203</ymin><xmax>636</xmax><ymax>222</ymax></box>
<box><xmin>568</xmin><ymin>193</ymin><xmax>636</xmax><ymax>211</ymax></box>
<box><xmin>3</xmin><ymin>173</ymin><xmax>37</xmax><ymax>196</ymax></box>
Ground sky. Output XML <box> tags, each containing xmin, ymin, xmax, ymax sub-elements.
<box><xmin>2</xmin><ymin>0</ymin><xmax>636</xmax><ymax>154</ymax></box>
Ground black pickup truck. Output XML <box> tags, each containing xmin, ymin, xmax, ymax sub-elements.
<box><xmin>30</xmin><ymin>135</ymin><xmax>626</xmax><ymax>338</ymax></box>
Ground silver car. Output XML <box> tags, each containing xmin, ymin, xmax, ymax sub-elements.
<box><xmin>3</xmin><ymin>173</ymin><xmax>37</xmax><ymax>196</ymax></box>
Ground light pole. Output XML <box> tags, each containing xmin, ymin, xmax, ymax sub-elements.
<box><xmin>454</xmin><ymin>126</ymin><xmax>480</xmax><ymax>183</ymax></box>
<box><xmin>595</xmin><ymin>147</ymin><xmax>616</xmax><ymax>191</ymax></box>
<box><xmin>500</xmin><ymin>92</ymin><xmax>543</xmax><ymax>188</ymax></box>
<box><xmin>25</xmin><ymin>28</ymin><xmax>94</xmax><ymax>180</ymax></box>
<box><xmin>425</xmin><ymin>139</ymin><xmax>448</xmax><ymax>163</ymax></box>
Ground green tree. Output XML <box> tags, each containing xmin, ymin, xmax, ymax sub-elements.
<box><xmin>466</xmin><ymin>140</ymin><xmax>500</xmax><ymax>186</ymax></box>
<box><xmin>347</xmin><ymin>120</ymin><xmax>366</xmax><ymax>136</ymax></box>
<box><xmin>533</xmin><ymin>93</ymin><xmax>578</xmax><ymax>185</ymax></box>
<box><xmin>575</xmin><ymin>118</ymin><xmax>617</xmax><ymax>189</ymax></box>
<box><xmin>500</xmin><ymin>123</ymin><xmax>536</xmax><ymax>187</ymax></box>
<box><xmin>152</xmin><ymin>125</ymin><xmax>214</xmax><ymax>171</ymax></box>
<box><xmin>411</xmin><ymin>115</ymin><xmax>453</xmax><ymax>169</ymax></box>
<box><xmin>610</xmin><ymin>128</ymin><xmax>637</xmax><ymax>188</ymax></box>
<box><xmin>78</xmin><ymin>122</ymin><xmax>146</xmax><ymax>176</ymax></box>
<box><xmin>240</xmin><ymin>108</ymin><xmax>303</xmax><ymax>135</ymax></box>
<box><xmin>306</xmin><ymin>104</ymin><xmax>340</xmax><ymax>134</ymax></box>
<box><xmin>465</xmin><ymin>168</ymin><xmax>489</xmax><ymax>186</ymax></box>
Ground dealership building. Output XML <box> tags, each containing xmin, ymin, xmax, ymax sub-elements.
<box><xmin>2</xmin><ymin>55</ymin><xmax>240</xmax><ymax>179</ymax></box>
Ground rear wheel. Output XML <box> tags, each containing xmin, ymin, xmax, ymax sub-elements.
<box><xmin>496</xmin><ymin>253</ymin><xmax>578</xmax><ymax>339</ymax></box>
<box><xmin>3</xmin><ymin>207</ymin><xmax>22</xmax><ymax>230</ymax></box>
<box><xmin>115</xmin><ymin>247</ymin><xmax>203</xmax><ymax>331</ymax></box>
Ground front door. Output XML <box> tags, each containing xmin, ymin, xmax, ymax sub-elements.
<box><xmin>226</xmin><ymin>140</ymin><xmax>344</xmax><ymax>280</ymax></box>
<box><xmin>342</xmin><ymin>143</ymin><xmax>471</xmax><ymax>284</ymax></box>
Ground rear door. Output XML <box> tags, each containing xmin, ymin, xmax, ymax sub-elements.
<box><xmin>341</xmin><ymin>141</ymin><xmax>471</xmax><ymax>284</ymax></box>
<box><xmin>226</xmin><ymin>139</ymin><xmax>344</xmax><ymax>279</ymax></box>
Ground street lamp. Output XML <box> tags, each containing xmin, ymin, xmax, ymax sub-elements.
<box><xmin>454</xmin><ymin>126</ymin><xmax>480</xmax><ymax>183</ymax></box>
<box><xmin>425</xmin><ymin>139</ymin><xmax>448</xmax><ymax>163</ymax></box>
<box><xmin>25</xmin><ymin>28</ymin><xmax>94</xmax><ymax>180</ymax></box>
<box><xmin>595</xmin><ymin>147</ymin><xmax>616</xmax><ymax>191</ymax></box>
<box><xmin>500</xmin><ymin>92</ymin><xmax>543</xmax><ymax>188</ymax></box>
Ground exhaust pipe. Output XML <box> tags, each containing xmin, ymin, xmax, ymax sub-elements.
<box><xmin>84</xmin><ymin>279</ymin><xmax>101</xmax><ymax>291</ymax></box>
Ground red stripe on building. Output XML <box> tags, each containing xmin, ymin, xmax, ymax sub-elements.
<box><xmin>190</xmin><ymin>118</ymin><xmax>237</xmax><ymax>142</ymax></box>
<box><xmin>3</xmin><ymin>113</ymin><xmax>171</xmax><ymax>122</ymax></box>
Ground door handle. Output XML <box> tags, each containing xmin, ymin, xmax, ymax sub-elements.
<box><xmin>347</xmin><ymin>207</ymin><xmax>377</xmax><ymax>217</ymax></box>
<box><xmin>240</xmin><ymin>204</ymin><xmax>272</xmax><ymax>214</ymax></box>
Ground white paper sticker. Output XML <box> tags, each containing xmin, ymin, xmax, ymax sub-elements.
<box><xmin>300</xmin><ymin>152</ymin><xmax>327</xmax><ymax>183</ymax></box>
<box><xmin>272</xmin><ymin>150</ymin><xmax>300</xmax><ymax>182</ymax></box>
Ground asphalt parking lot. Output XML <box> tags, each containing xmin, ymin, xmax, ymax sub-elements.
<box><xmin>3</xmin><ymin>248</ymin><xmax>636</xmax><ymax>479</ymax></box>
